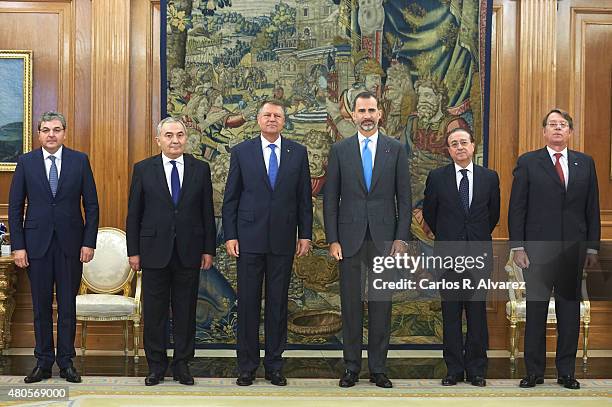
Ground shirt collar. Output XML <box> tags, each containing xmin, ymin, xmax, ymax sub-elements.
<box><xmin>546</xmin><ymin>146</ymin><xmax>567</xmax><ymax>160</ymax></box>
<box><xmin>454</xmin><ymin>161</ymin><xmax>474</xmax><ymax>173</ymax></box>
<box><xmin>261</xmin><ymin>134</ymin><xmax>282</xmax><ymax>150</ymax></box>
<box><xmin>42</xmin><ymin>145</ymin><xmax>63</xmax><ymax>160</ymax></box>
<box><xmin>358</xmin><ymin>131</ymin><xmax>378</xmax><ymax>145</ymax></box>
<box><xmin>162</xmin><ymin>153</ymin><xmax>184</xmax><ymax>165</ymax></box>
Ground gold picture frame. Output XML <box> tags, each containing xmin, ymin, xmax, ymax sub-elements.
<box><xmin>0</xmin><ymin>50</ymin><xmax>32</xmax><ymax>172</ymax></box>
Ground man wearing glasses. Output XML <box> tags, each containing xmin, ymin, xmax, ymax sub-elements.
<box><xmin>423</xmin><ymin>128</ymin><xmax>500</xmax><ymax>387</ymax></box>
<box><xmin>9</xmin><ymin>111</ymin><xmax>99</xmax><ymax>384</ymax></box>
<box><xmin>509</xmin><ymin>109</ymin><xmax>600</xmax><ymax>389</ymax></box>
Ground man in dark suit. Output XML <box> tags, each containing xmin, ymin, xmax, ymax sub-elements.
<box><xmin>324</xmin><ymin>91</ymin><xmax>411</xmax><ymax>389</ymax></box>
<box><xmin>126</xmin><ymin>117</ymin><xmax>216</xmax><ymax>386</ymax></box>
<box><xmin>509</xmin><ymin>108</ymin><xmax>600</xmax><ymax>390</ymax></box>
<box><xmin>9</xmin><ymin>111</ymin><xmax>99</xmax><ymax>384</ymax></box>
<box><xmin>423</xmin><ymin>128</ymin><xmax>500</xmax><ymax>387</ymax></box>
<box><xmin>223</xmin><ymin>100</ymin><xmax>312</xmax><ymax>387</ymax></box>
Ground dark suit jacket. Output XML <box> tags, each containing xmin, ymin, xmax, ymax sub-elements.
<box><xmin>508</xmin><ymin>147</ymin><xmax>600</xmax><ymax>259</ymax></box>
<box><xmin>423</xmin><ymin>163</ymin><xmax>500</xmax><ymax>242</ymax></box>
<box><xmin>222</xmin><ymin>136</ymin><xmax>312</xmax><ymax>255</ymax></box>
<box><xmin>8</xmin><ymin>147</ymin><xmax>99</xmax><ymax>258</ymax></box>
<box><xmin>126</xmin><ymin>153</ymin><xmax>216</xmax><ymax>269</ymax></box>
<box><xmin>323</xmin><ymin>133</ymin><xmax>411</xmax><ymax>258</ymax></box>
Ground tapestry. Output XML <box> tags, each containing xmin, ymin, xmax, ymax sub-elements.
<box><xmin>162</xmin><ymin>0</ymin><xmax>492</xmax><ymax>348</ymax></box>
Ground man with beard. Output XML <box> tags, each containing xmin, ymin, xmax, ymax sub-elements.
<box><xmin>403</xmin><ymin>78</ymin><xmax>469</xmax><ymax>243</ymax></box>
<box><xmin>381</xmin><ymin>62</ymin><xmax>415</xmax><ymax>140</ymax></box>
<box><xmin>324</xmin><ymin>91</ymin><xmax>411</xmax><ymax>389</ymax></box>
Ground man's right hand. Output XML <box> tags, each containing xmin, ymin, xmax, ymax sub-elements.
<box><xmin>513</xmin><ymin>249</ymin><xmax>530</xmax><ymax>269</ymax></box>
<box><xmin>13</xmin><ymin>249</ymin><xmax>29</xmax><ymax>268</ymax></box>
<box><xmin>329</xmin><ymin>242</ymin><xmax>343</xmax><ymax>261</ymax></box>
<box><xmin>128</xmin><ymin>255</ymin><xmax>141</xmax><ymax>271</ymax></box>
<box><xmin>226</xmin><ymin>239</ymin><xmax>240</xmax><ymax>257</ymax></box>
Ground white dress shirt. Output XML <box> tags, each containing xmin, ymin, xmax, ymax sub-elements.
<box><xmin>261</xmin><ymin>135</ymin><xmax>282</xmax><ymax>172</ymax></box>
<box><xmin>358</xmin><ymin>131</ymin><xmax>378</xmax><ymax>169</ymax></box>
<box><xmin>161</xmin><ymin>153</ymin><xmax>184</xmax><ymax>195</ymax></box>
<box><xmin>454</xmin><ymin>161</ymin><xmax>474</xmax><ymax>207</ymax></box>
<box><xmin>546</xmin><ymin>146</ymin><xmax>568</xmax><ymax>188</ymax></box>
<box><xmin>42</xmin><ymin>145</ymin><xmax>63</xmax><ymax>180</ymax></box>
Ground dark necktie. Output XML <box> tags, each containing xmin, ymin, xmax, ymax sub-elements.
<box><xmin>170</xmin><ymin>160</ymin><xmax>180</xmax><ymax>205</ymax></box>
<box><xmin>459</xmin><ymin>168</ymin><xmax>469</xmax><ymax>213</ymax></box>
<box><xmin>49</xmin><ymin>155</ymin><xmax>58</xmax><ymax>197</ymax></box>
<box><xmin>268</xmin><ymin>144</ymin><xmax>278</xmax><ymax>189</ymax></box>
<box><xmin>362</xmin><ymin>138</ymin><xmax>372</xmax><ymax>191</ymax></box>
<box><xmin>554</xmin><ymin>152</ymin><xmax>566</xmax><ymax>187</ymax></box>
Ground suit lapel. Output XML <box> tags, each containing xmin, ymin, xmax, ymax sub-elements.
<box><xmin>251</xmin><ymin>136</ymin><xmax>273</xmax><ymax>192</ymax></box>
<box><xmin>153</xmin><ymin>154</ymin><xmax>175</xmax><ymax>206</ymax></box>
<box><xmin>445</xmin><ymin>164</ymin><xmax>467</xmax><ymax>215</ymax></box>
<box><xmin>273</xmin><ymin>136</ymin><xmax>292</xmax><ymax>190</ymax></box>
<box><xmin>55</xmin><ymin>147</ymin><xmax>72</xmax><ymax>197</ymax></box>
<box><xmin>471</xmin><ymin>165</ymin><xmax>484</xmax><ymax>213</ymax></box>
<box><xmin>370</xmin><ymin>134</ymin><xmax>390</xmax><ymax>192</ymax></box>
<box><xmin>349</xmin><ymin>135</ymin><xmax>367</xmax><ymax>193</ymax></box>
<box><xmin>537</xmin><ymin>147</ymin><xmax>565</xmax><ymax>190</ymax></box>
<box><xmin>566</xmin><ymin>150</ymin><xmax>581</xmax><ymax>192</ymax></box>
<box><xmin>178</xmin><ymin>154</ymin><xmax>195</xmax><ymax>206</ymax></box>
<box><xmin>35</xmin><ymin>148</ymin><xmax>54</xmax><ymax>197</ymax></box>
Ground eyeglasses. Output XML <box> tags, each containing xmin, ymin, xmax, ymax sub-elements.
<box><xmin>546</xmin><ymin>122</ymin><xmax>569</xmax><ymax>129</ymax></box>
<box><xmin>39</xmin><ymin>127</ymin><xmax>65</xmax><ymax>135</ymax></box>
<box><xmin>448</xmin><ymin>140</ymin><xmax>472</xmax><ymax>149</ymax></box>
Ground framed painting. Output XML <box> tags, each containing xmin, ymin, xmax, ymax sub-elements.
<box><xmin>0</xmin><ymin>50</ymin><xmax>32</xmax><ymax>171</ymax></box>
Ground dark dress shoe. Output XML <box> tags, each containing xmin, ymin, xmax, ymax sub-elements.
<box><xmin>145</xmin><ymin>372</ymin><xmax>165</xmax><ymax>386</ymax></box>
<box><xmin>59</xmin><ymin>366</ymin><xmax>82</xmax><ymax>383</ymax></box>
<box><xmin>557</xmin><ymin>376</ymin><xmax>580</xmax><ymax>389</ymax></box>
<box><xmin>441</xmin><ymin>375</ymin><xmax>464</xmax><ymax>386</ymax></box>
<box><xmin>469</xmin><ymin>376</ymin><xmax>487</xmax><ymax>387</ymax></box>
<box><xmin>519</xmin><ymin>375</ymin><xmax>544</xmax><ymax>388</ymax></box>
<box><xmin>24</xmin><ymin>367</ymin><xmax>52</xmax><ymax>383</ymax></box>
<box><xmin>339</xmin><ymin>370</ymin><xmax>359</xmax><ymax>388</ymax></box>
<box><xmin>236</xmin><ymin>371</ymin><xmax>256</xmax><ymax>386</ymax></box>
<box><xmin>369</xmin><ymin>373</ymin><xmax>393</xmax><ymax>388</ymax></box>
<box><xmin>265</xmin><ymin>370</ymin><xmax>287</xmax><ymax>386</ymax></box>
<box><xmin>173</xmin><ymin>371</ymin><xmax>194</xmax><ymax>385</ymax></box>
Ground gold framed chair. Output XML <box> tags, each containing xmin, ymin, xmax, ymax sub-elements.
<box><xmin>76</xmin><ymin>227</ymin><xmax>142</xmax><ymax>361</ymax></box>
<box><xmin>505</xmin><ymin>250</ymin><xmax>590</xmax><ymax>372</ymax></box>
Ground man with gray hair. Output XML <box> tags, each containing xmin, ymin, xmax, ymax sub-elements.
<box><xmin>126</xmin><ymin>117</ymin><xmax>216</xmax><ymax>386</ymax></box>
<box><xmin>9</xmin><ymin>111</ymin><xmax>99</xmax><ymax>384</ymax></box>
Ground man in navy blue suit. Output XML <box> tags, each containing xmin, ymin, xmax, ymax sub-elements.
<box><xmin>223</xmin><ymin>100</ymin><xmax>312</xmax><ymax>386</ymax></box>
<box><xmin>9</xmin><ymin>111</ymin><xmax>99</xmax><ymax>384</ymax></box>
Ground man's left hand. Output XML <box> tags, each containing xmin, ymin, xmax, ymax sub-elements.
<box><xmin>584</xmin><ymin>253</ymin><xmax>599</xmax><ymax>269</ymax></box>
<box><xmin>201</xmin><ymin>254</ymin><xmax>214</xmax><ymax>270</ymax></box>
<box><xmin>80</xmin><ymin>247</ymin><xmax>95</xmax><ymax>263</ymax></box>
<box><xmin>389</xmin><ymin>240</ymin><xmax>408</xmax><ymax>256</ymax></box>
<box><xmin>296</xmin><ymin>239</ymin><xmax>311</xmax><ymax>257</ymax></box>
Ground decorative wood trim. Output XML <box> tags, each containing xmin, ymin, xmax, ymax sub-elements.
<box><xmin>518</xmin><ymin>0</ymin><xmax>557</xmax><ymax>155</ymax></box>
<box><xmin>90</xmin><ymin>0</ymin><xmax>131</xmax><ymax>228</ymax></box>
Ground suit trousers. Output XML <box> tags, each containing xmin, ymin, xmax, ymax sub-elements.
<box><xmin>524</xmin><ymin>248</ymin><xmax>583</xmax><ymax>377</ymax></box>
<box><xmin>339</xmin><ymin>230</ymin><xmax>391</xmax><ymax>374</ymax></box>
<box><xmin>28</xmin><ymin>232</ymin><xmax>82</xmax><ymax>370</ymax></box>
<box><xmin>236</xmin><ymin>252</ymin><xmax>293</xmax><ymax>373</ymax></box>
<box><xmin>142</xmin><ymin>245</ymin><xmax>199</xmax><ymax>374</ymax></box>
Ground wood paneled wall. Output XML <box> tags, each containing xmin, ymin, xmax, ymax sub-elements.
<box><xmin>0</xmin><ymin>0</ymin><xmax>611</xmax><ymax>351</ymax></box>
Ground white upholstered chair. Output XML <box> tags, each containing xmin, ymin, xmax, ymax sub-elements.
<box><xmin>505</xmin><ymin>250</ymin><xmax>590</xmax><ymax>371</ymax></box>
<box><xmin>76</xmin><ymin>227</ymin><xmax>142</xmax><ymax>361</ymax></box>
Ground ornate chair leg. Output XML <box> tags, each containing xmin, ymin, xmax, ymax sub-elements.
<box><xmin>509</xmin><ymin>321</ymin><xmax>517</xmax><ymax>372</ymax></box>
<box><xmin>583</xmin><ymin>320</ymin><xmax>590</xmax><ymax>371</ymax></box>
<box><xmin>124</xmin><ymin>320</ymin><xmax>129</xmax><ymax>357</ymax></box>
<box><xmin>81</xmin><ymin>321</ymin><xmax>87</xmax><ymax>358</ymax></box>
<box><xmin>133</xmin><ymin>320</ymin><xmax>140</xmax><ymax>362</ymax></box>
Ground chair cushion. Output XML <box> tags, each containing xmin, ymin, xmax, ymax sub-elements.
<box><xmin>506</xmin><ymin>299</ymin><xmax>587</xmax><ymax>321</ymax></box>
<box><xmin>76</xmin><ymin>294</ymin><xmax>136</xmax><ymax>317</ymax></box>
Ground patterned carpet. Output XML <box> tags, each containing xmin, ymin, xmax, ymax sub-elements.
<box><xmin>0</xmin><ymin>377</ymin><xmax>611</xmax><ymax>406</ymax></box>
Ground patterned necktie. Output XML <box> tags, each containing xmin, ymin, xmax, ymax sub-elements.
<box><xmin>170</xmin><ymin>160</ymin><xmax>180</xmax><ymax>205</ymax></box>
<box><xmin>48</xmin><ymin>155</ymin><xmax>58</xmax><ymax>197</ymax></box>
<box><xmin>268</xmin><ymin>144</ymin><xmax>278</xmax><ymax>189</ymax></box>
<box><xmin>459</xmin><ymin>168</ymin><xmax>469</xmax><ymax>213</ymax></box>
<box><xmin>554</xmin><ymin>153</ymin><xmax>566</xmax><ymax>187</ymax></box>
<box><xmin>362</xmin><ymin>138</ymin><xmax>372</xmax><ymax>191</ymax></box>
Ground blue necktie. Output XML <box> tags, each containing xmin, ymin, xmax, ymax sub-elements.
<box><xmin>362</xmin><ymin>138</ymin><xmax>372</xmax><ymax>191</ymax></box>
<box><xmin>170</xmin><ymin>160</ymin><xmax>180</xmax><ymax>206</ymax></box>
<box><xmin>268</xmin><ymin>144</ymin><xmax>278</xmax><ymax>189</ymax></box>
<box><xmin>48</xmin><ymin>155</ymin><xmax>58</xmax><ymax>197</ymax></box>
<box><xmin>459</xmin><ymin>169</ymin><xmax>469</xmax><ymax>213</ymax></box>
